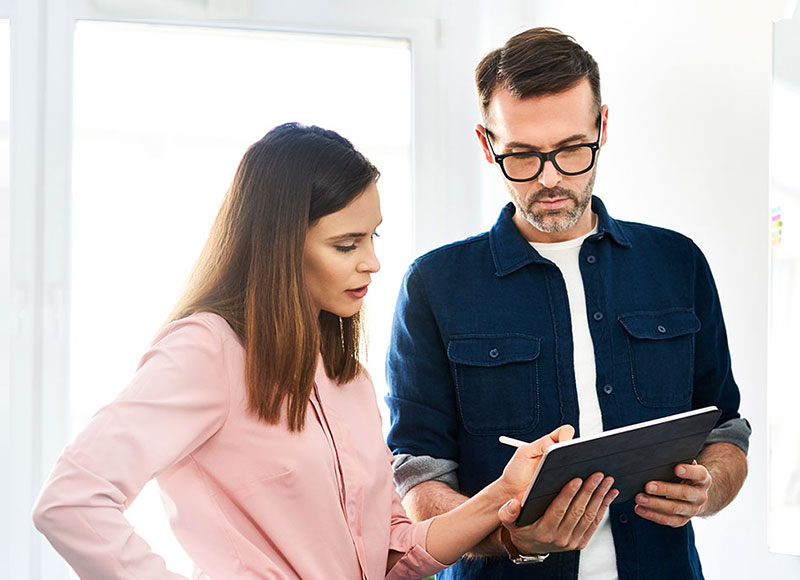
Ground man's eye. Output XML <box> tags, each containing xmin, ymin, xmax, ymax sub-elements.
<box><xmin>335</xmin><ymin>245</ymin><xmax>358</xmax><ymax>253</ymax></box>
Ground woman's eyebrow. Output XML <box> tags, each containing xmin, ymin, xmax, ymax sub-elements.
<box><xmin>326</xmin><ymin>232</ymin><xmax>366</xmax><ymax>242</ymax></box>
<box><xmin>325</xmin><ymin>220</ymin><xmax>381</xmax><ymax>242</ymax></box>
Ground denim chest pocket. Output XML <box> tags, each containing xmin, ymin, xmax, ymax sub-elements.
<box><xmin>447</xmin><ymin>334</ymin><xmax>540</xmax><ymax>435</ymax></box>
<box><xmin>618</xmin><ymin>309</ymin><xmax>701</xmax><ymax>408</ymax></box>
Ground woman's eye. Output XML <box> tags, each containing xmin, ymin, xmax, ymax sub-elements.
<box><xmin>334</xmin><ymin>245</ymin><xmax>358</xmax><ymax>253</ymax></box>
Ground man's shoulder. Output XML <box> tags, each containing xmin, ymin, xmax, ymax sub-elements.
<box><xmin>613</xmin><ymin>216</ymin><xmax>696</xmax><ymax>249</ymax></box>
<box><xmin>412</xmin><ymin>230</ymin><xmax>492</xmax><ymax>269</ymax></box>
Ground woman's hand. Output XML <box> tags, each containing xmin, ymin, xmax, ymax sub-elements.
<box><xmin>497</xmin><ymin>425</ymin><xmax>576</xmax><ymax>500</ymax></box>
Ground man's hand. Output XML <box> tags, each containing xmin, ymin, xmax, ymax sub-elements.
<box><xmin>496</xmin><ymin>425</ymin><xmax>619</xmax><ymax>555</ymax></box>
<box><xmin>498</xmin><ymin>472</ymin><xmax>618</xmax><ymax>554</ymax></box>
<box><xmin>633</xmin><ymin>460</ymin><xmax>711</xmax><ymax>527</ymax></box>
<box><xmin>633</xmin><ymin>442</ymin><xmax>747</xmax><ymax>527</ymax></box>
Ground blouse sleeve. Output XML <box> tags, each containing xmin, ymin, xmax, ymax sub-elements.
<box><xmin>384</xmin><ymin>453</ymin><xmax>448</xmax><ymax>580</ymax></box>
<box><xmin>32</xmin><ymin>315</ymin><xmax>231</xmax><ymax>580</ymax></box>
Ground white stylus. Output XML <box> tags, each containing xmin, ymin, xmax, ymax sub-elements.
<box><xmin>498</xmin><ymin>435</ymin><xmax>530</xmax><ymax>448</ymax></box>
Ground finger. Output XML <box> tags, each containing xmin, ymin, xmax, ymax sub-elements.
<box><xmin>673</xmin><ymin>463</ymin><xmax>711</xmax><ymax>485</ymax></box>
<box><xmin>576</xmin><ymin>486</ymin><xmax>619</xmax><ymax>549</ymax></box>
<box><xmin>539</xmin><ymin>477</ymin><xmax>583</xmax><ymax>525</ymax></box>
<box><xmin>643</xmin><ymin>480</ymin><xmax>709</xmax><ymax>503</ymax></box>
<box><xmin>633</xmin><ymin>502</ymin><xmax>691</xmax><ymax>528</ymax></box>
<box><xmin>555</xmin><ymin>473</ymin><xmax>605</xmax><ymax>534</ymax></box>
<box><xmin>635</xmin><ymin>492</ymin><xmax>700</xmax><ymax>518</ymax></box>
<box><xmin>553</xmin><ymin>424</ymin><xmax>575</xmax><ymax>443</ymax></box>
<box><xmin>514</xmin><ymin>425</ymin><xmax>575</xmax><ymax>460</ymax></box>
<box><xmin>569</xmin><ymin>476</ymin><xmax>615</xmax><ymax>539</ymax></box>
<box><xmin>498</xmin><ymin>499</ymin><xmax>522</xmax><ymax>526</ymax></box>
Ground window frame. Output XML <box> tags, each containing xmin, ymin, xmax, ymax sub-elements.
<box><xmin>4</xmin><ymin>1</ymin><xmax>462</xmax><ymax>579</ymax></box>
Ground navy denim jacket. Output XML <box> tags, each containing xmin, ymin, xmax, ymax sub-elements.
<box><xmin>386</xmin><ymin>197</ymin><xmax>745</xmax><ymax>580</ymax></box>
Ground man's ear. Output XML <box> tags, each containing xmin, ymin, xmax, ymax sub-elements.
<box><xmin>475</xmin><ymin>124</ymin><xmax>495</xmax><ymax>164</ymax></box>
<box><xmin>600</xmin><ymin>105</ymin><xmax>609</xmax><ymax>147</ymax></box>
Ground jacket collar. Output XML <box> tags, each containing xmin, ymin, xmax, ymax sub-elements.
<box><xmin>489</xmin><ymin>196</ymin><xmax>632</xmax><ymax>277</ymax></box>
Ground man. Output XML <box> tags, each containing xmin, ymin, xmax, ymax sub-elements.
<box><xmin>386</xmin><ymin>27</ymin><xmax>750</xmax><ymax>580</ymax></box>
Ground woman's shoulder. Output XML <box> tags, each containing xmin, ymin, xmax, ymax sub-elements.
<box><xmin>155</xmin><ymin>311</ymin><xmax>240</xmax><ymax>346</ymax></box>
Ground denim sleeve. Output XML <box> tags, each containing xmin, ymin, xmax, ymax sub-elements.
<box><xmin>691</xmin><ymin>242</ymin><xmax>750</xmax><ymax>453</ymax></box>
<box><xmin>386</xmin><ymin>262</ymin><xmax>461</xmax><ymax>473</ymax></box>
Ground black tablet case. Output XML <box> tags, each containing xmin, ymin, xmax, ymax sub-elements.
<box><xmin>515</xmin><ymin>406</ymin><xmax>722</xmax><ymax>527</ymax></box>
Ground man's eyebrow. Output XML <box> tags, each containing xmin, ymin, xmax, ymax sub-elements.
<box><xmin>493</xmin><ymin>131</ymin><xmax>591</xmax><ymax>151</ymax></box>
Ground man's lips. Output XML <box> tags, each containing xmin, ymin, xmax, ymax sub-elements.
<box><xmin>346</xmin><ymin>285</ymin><xmax>369</xmax><ymax>299</ymax></box>
<box><xmin>534</xmin><ymin>197</ymin><xmax>571</xmax><ymax>209</ymax></box>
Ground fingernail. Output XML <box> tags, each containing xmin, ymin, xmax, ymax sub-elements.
<box><xmin>646</xmin><ymin>483</ymin><xmax>657</xmax><ymax>493</ymax></box>
<box><xmin>677</xmin><ymin>466</ymin><xmax>686</xmax><ymax>476</ymax></box>
<box><xmin>638</xmin><ymin>495</ymin><xmax>649</xmax><ymax>504</ymax></box>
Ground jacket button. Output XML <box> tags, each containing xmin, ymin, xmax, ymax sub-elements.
<box><xmin>603</xmin><ymin>384</ymin><xmax>613</xmax><ymax>395</ymax></box>
<box><xmin>619</xmin><ymin>514</ymin><xmax>629</xmax><ymax>524</ymax></box>
<box><xmin>593</xmin><ymin>311</ymin><xmax>604</xmax><ymax>321</ymax></box>
<box><xmin>489</xmin><ymin>348</ymin><xmax>499</xmax><ymax>359</ymax></box>
<box><xmin>586</xmin><ymin>255</ymin><xmax>596</xmax><ymax>264</ymax></box>
<box><xmin>657</xmin><ymin>325</ymin><xmax>667</xmax><ymax>334</ymax></box>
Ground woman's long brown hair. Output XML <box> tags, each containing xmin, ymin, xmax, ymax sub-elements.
<box><xmin>168</xmin><ymin>123</ymin><xmax>379</xmax><ymax>431</ymax></box>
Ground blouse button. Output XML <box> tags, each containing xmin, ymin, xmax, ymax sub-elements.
<box><xmin>603</xmin><ymin>384</ymin><xmax>613</xmax><ymax>395</ymax></box>
<box><xmin>593</xmin><ymin>312</ymin><xmax>604</xmax><ymax>322</ymax></box>
<box><xmin>586</xmin><ymin>255</ymin><xmax>597</xmax><ymax>264</ymax></box>
<box><xmin>489</xmin><ymin>348</ymin><xmax>500</xmax><ymax>359</ymax></box>
<box><xmin>657</xmin><ymin>325</ymin><xmax>667</xmax><ymax>334</ymax></box>
<box><xmin>619</xmin><ymin>514</ymin><xmax>629</xmax><ymax>525</ymax></box>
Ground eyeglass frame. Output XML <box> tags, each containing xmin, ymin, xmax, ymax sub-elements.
<box><xmin>484</xmin><ymin>113</ymin><xmax>604</xmax><ymax>183</ymax></box>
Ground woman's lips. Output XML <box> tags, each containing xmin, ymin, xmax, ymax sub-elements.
<box><xmin>346</xmin><ymin>285</ymin><xmax>369</xmax><ymax>299</ymax></box>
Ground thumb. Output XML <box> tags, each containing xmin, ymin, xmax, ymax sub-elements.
<box><xmin>553</xmin><ymin>424</ymin><xmax>575</xmax><ymax>443</ymax></box>
<box><xmin>498</xmin><ymin>498</ymin><xmax>521</xmax><ymax>526</ymax></box>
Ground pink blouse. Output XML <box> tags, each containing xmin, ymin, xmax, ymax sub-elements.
<box><xmin>33</xmin><ymin>312</ymin><xmax>446</xmax><ymax>580</ymax></box>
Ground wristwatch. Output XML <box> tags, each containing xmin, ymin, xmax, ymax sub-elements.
<box><xmin>501</xmin><ymin>527</ymin><xmax>550</xmax><ymax>565</ymax></box>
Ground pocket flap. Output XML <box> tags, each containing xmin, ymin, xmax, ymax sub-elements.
<box><xmin>618</xmin><ymin>310</ymin><xmax>701</xmax><ymax>340</ymax></box>
<box><xmin>447</xmin><ymin>335</ymin><xmax>541</xmax><ymax>367</ymax></box>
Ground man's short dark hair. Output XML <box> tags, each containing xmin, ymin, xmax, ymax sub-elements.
<box><xmin>475</xmin><ymin>27</ymin><xmax>601</xmax><ymax>122</ymax></box>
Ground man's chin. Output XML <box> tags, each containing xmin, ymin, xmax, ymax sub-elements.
<box><xmin>527</xmin><ymin>212</ymin><xmax>579</xmax><ymax>234</ymax></box>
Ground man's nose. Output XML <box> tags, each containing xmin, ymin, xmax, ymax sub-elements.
<box><xmin>537</xmin><ymin>160</ymin><xmax>563</xmax><ymax>189</ymax></box>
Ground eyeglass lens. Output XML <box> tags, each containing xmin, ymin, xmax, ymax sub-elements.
<box><xmin>502</xmin><ymin>145</ymin><xmax>595</xmax><ymax>181</ymax></box>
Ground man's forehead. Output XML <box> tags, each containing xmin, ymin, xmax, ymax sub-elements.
<box><xmin>487</xmin><ymin>84</ymin><xmax>597</xmax><ymax>145</ymax></box>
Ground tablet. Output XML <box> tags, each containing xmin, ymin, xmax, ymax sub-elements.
<box><xmin>514</xmin><ymin>406</ymin><xmax>722</xmax><ymax>527</ymax></box>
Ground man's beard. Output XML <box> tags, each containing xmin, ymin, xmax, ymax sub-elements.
<box><xmin>514</xmin><ymin>169</ymin><xmax>595</xmax><ymax>233</ymax></box>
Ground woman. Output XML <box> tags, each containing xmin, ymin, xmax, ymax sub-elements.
<box><xmin>32</xmin><ymin>123</ymin><xmax>571</xmax><ymax>579</ymax></box>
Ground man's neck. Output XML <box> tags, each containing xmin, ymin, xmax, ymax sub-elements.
<box><xmin>513</xmin><ymin>209</ymin><xmax>597</xmax><ymax>244</ymax></box>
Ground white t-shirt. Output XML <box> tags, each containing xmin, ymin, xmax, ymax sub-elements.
<box><xmin>531</xmin><ymin>225</ymin><xmax>618</xmax><ymax>580</ymax></box>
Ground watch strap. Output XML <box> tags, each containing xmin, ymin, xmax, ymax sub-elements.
<box><xmin>501</xmin><ymin>527</ymin><xmax>550</xmax><ymax>565</ymax></box>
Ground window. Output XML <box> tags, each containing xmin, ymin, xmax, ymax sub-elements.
<box><xmin>768</xmin><ymin>13</ymin><xmax>800</xmax><ymax>556</ymax></box>
<box><xmin>71</xmin><ymin>21</ymin><xmax>411</xmax><ymax>575</ymax></box>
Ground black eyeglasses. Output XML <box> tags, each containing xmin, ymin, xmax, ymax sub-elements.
<box><xmin>485</xmin><ymin>115</ymin><xmax>603</xmax><ymax>182</ymax></box>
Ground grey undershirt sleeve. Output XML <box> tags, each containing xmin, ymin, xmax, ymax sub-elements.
<box><xmin>704</xmin><ymin>417</ymin><xmax>752</xmax><ymax>455</ymax></box>
<box><xmin>392</xmin><ymin>454</ymin><xmax>460</xmax><ymax>498</ymax></box>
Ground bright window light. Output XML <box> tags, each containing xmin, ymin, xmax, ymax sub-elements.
<box><xmin>71</xmin><ymin>21</ymin><xmax>412</xmax><ymax>577</ymax></box>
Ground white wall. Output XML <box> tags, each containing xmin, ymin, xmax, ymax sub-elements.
<box><xmin>458</xmin><ymin>0</ymin><xmax>800</xmax><ymax>577</ymax></box>
<box><xmin>8</xmin><ymin>0</ymin><xmax>800</xmax><ymax>577</ymax></box>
